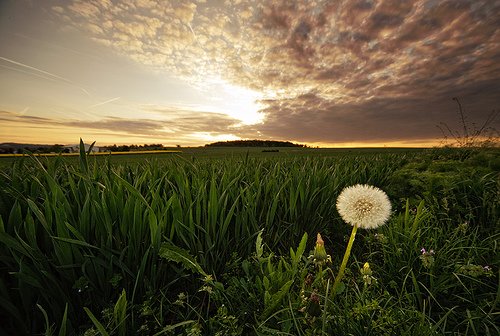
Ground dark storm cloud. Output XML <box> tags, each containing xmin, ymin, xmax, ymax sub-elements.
<box><xmin>252</xmin><ymin>79</ymin><xmax>500</xmax><ymax>143</ymax></box>
<box><xmin>49</xmin><ymin>0</ymin><xmax>500</xmax><ymax>144</ymax></box>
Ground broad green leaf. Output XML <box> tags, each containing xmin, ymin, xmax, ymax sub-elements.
<box><xmin>58</xmin><ymin>303</ymin><xmax>68</xmax><ymax>336</ymax></box>
<box><xmin>293</xmin><ymin>232</ymin><xmax>308</xmax><ymax>266</ymax></box>
<box><xmin>79</xmin><ymin>138</ymin><xmax>88</xmax><ymax>173</ymax></box>
<box><xmin>112</xmin><ymin>172</ymin><xmax>150</xmax><ymax>209</ymax></box>
<box><xmin>159</xmin><ymin>242</ymin><xmax>207</xmax><ymax>277</ymax></box>
<box><xmin>256</xmin><ymin>230</ymin><xmax>264</xmax><ymax>259</ymax></box>
<box><xmin>334</xmin><ymin>281</ymin><xmax>345</xmax><ymax>295</ymax></box>
<box><xmin>113</xmin><ymin>289</ymin><xmax>127</xmax><ymax>336</ymax></box>
<box><xmin>8</xmin><ymin>201</ymin><xmax>22</xmax><ymax>230</ymax></box>
<box><xmin>86</xmin><ymin>141</ymin><xmax>96</xmax><ymax>155</ymax></box>
<box><xmin>51</xmin><ymin>236</ymin><xmax>98</xmax><ymax>249</ymax></box>
<box><xmin>26</xmin><ymin>199</ymin><xmax>50</xmax><ymax>234</ymax></box>
<box><xmin>84</xmin><ymin>307</ymin><xmax>110</xmax><ymax>336</ymax></box>
<box><xmin>261</xmin><ymin>279</ymin><xmax>293</xmax><ymax>320</ymax></box>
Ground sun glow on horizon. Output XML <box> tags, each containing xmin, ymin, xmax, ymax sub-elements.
<box><xmin>190</xmin><ymin>132</ymin><xmax>241</xmax><ymax>143</ymax></box>
<box><xmin>197</xmin><ymin>77</ymin><xmax>265</xmax><ymax>125</ymax></box>
<box><xmin>301</xmin><ymin>139</ymin><xmax>443</xmax><ymax>148</ymax></box>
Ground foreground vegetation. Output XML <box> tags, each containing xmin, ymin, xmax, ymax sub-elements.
<box><xmin>0</xmin><ymin>145</ymin><xmax>498</xmax><ymax>335</ymax></box>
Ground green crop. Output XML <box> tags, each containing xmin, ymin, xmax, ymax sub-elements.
<box><xmin>0</xmin><ymin>144</ymin><xmax>498</xmax><ymax>335</ymax></box>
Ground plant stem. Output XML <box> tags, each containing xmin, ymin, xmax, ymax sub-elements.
<box><xmin>332</xmin><ymin>225</ymin><xmax>358</xmax><ymax>294</ymax></box>
<box><xmin>322</xmin><ymin>278</ymin><xmax>330</xmax><ymax>332</ymax></box>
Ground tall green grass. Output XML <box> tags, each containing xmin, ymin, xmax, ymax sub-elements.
<box><xmin>0</xmin><ymin>146</ymin><xmax>497</xmax><ymax>334</ymax></box>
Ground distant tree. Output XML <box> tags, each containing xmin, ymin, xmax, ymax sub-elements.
<box><xmin>205</xmin><ymin>140</ymin><xmax>305</xmax><ymax>148</ymax></box>
<box><xmin>92</xmin><ymin>143</ymin><xmax>169</xmax><ymax>152</ymax></box>
<box><xmin>48</xmin><ymin>144</ymin><xmax>64</xmax><ymax>153</ymax></box>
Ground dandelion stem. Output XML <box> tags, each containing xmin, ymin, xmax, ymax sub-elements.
<box><xmin>332</xmin><ymin>225</ymin><xmax>358</xmax><ymax>294</ymax></box>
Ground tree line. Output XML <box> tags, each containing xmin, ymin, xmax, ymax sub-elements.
<box><xmin>101</xmin><ymin>144</ymin><xmax>167</xmax><ymax>152</ymax></box>
<box><xmin>205</xmin><ymin>140</ymin><xmax>305</xmax><ymax>147</ymax></box>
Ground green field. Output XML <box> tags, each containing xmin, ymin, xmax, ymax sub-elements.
<box><xmin>0</xmin><ymin>147</ymin><xmax>498</xmax><ymax>335</ymax></box>
<box><xmin>0</xmin><ymin>146</ymin><xmax>426</xmax><ymax>168</ymax></box>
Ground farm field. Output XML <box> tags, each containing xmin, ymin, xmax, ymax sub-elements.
<box><xmin>0</xmin><ymin>146</ymin><xmax>498</xmax><ymax>335</ymax></box>
<box><xmin>0</xmin><ymin>146</ymin><xmax>426</xmax><ymax>168</ymax></box>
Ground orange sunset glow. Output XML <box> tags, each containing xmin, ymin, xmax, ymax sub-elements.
<box><xmin>0</xmin><ymin>0</ymin><xmax>498</xmax><ymax>147</ymax></box>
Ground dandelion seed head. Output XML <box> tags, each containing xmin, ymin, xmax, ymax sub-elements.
<box><xmin>336</xmin><ymin>184</ymin><xmax>391</xmax><ymax>229</ymax></box>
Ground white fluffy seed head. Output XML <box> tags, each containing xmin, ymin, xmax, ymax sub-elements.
<box><xmin>336</xmin><ymin>184</ymin><xmax>391</xmax><ymax>229</ymax></box>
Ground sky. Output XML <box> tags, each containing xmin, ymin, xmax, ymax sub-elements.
<box><xmin>0</xmin><ymin>0</ymin><xmax>499</xmax><ymax>147</ymax></box>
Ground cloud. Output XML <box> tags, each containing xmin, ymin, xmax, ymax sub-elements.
<box><xmin>0</xmin><ymin>107</ymin><xmax>242</xmax><ymax>139</ymax></box>
<box><xmin>67</xmin><ymin>1</ymin><xmax>100</xmax><ymax>18</ymax></box>
<box><xmin>46</xmin><ymin>0</ymin><xmax>500</xmax><ymax>144</ymax></box>
<box><xmin>141</xmin><ymin>106</ymin><xmax>241</xmax><ymax>134</ymax></box>
<box><xmin>0</xmin><ymin>110</ymin><xmax>54</xmax><ymax>124</ymax></box>
<box><xmin>250</xmin><ymin>78</ymin><xmax>500</xmax><ymax>143</ymax></box>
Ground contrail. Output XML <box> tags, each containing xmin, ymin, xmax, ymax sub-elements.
<box><xmin>89</xmin><ymin>97</ymin><xmax>120</xmax><ymax>108</ymax></box>
<box><xmin>0</xmin><ymin>64</ymin><xmax>59</xmax><ymax>82</ymax></box>
<box><xmin>19</xmin><ymin>106</ymin><xmax>30</xmax><ymax>115</ymax></box>
<box><xmin>187</xmin><ymin>23</ymin><xmax>208</xmax><ymax>61</ymax></box>
<box><xmin>187</xmin><ymin>23</ymin><xmax>222</xmax><ymax>77</ymax></box>
<box><xmin>0</xmin><ymin>56</ymin><xmax>92</xmax><ymax>98</ymax></box>
<box><xmin>0</xmin><ymin>56</ymin><xmax>73</xmax><ymax>83</ymax></box>
<box><xmin>81</xmin><ymin>88</ymin><xmax>91</xmax><ymax>97</ymax></box>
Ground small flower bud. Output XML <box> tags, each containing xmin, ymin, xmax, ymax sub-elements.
<box><xmin>361</xmin><ymin>262</ymin><xmax>372</xmax><ymax>276</ymax></box>
<box><xmin>360</xmin><ymin>262</ymin><xmax>376</xmax><ymax>285</ymax></box>
<box><xmin>311</xmin><ymin>233</ymin><xmax>332</xmax><ymax>266</ymax></box>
